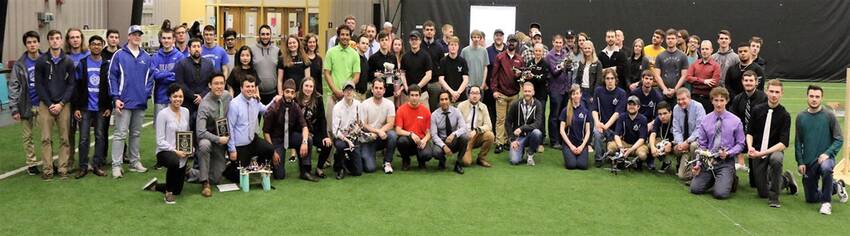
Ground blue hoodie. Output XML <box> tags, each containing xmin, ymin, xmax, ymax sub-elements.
<box><xmin>151</xmin><ymin>47</ymin><xmax>186</xmax><ymax>104</ymax></box>
<box><xmin>108</xmin><ymin>44</ymin><xmax>154</xmax><ymax>110</ymax></box>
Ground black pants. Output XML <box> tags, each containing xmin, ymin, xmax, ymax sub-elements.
<box><xmin>272</xmin><ymin>133</ymin><xmax>312</xmax><ymax>179</ymax></box>
<box><xmin>314</xmin><ymin>140</ymin><xmax>333</xmax><ymax>171</ymax></box>
<box><xmin>333</xmin><ymin>138</ymin><xmax>362</xmax><ymax>176</ymax></box>
<box><xmin>156</xmin><ymin>151</ymin><xmax>187</xmax><ymax>194</ymax></box>
<box><xmin>693</xmin><ymin>94</ymin><xmax>713</xmax><ymax>114</ymax></box>
<box><xmin>483</xmin><ymin>88</ymin><xmax>497</xmax><ymax>134</ymax></box>
<box><xmin>397</xmin><ymin>136</ymin><xmax>436</xmax><ymax>163</ymax></box>
<box><xmin>235</xmin><ymin>135</ymin><xmax>276</xmax><ymax>166</ymax></box>
<box><xmin>751</xmin><ymin>152</ymin><xmax>784</xmax><ymax>202</ymax></box>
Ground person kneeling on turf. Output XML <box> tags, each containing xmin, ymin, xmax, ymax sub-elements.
<box><xmin>263</xmin><ymin>79</ymin><xmax>318</xmax><ymax>182</ymax></box>
<box><xmin>649</xmin><ymin>101</ymin><xmax>675</xmax><ymax>173</ymax></box>
<box><xmin>689</xmin><ymin>87</ymin><xmax>744</xmax><ymax>199</ymax></box>
<box><xmin>430</xmin><ymin>91</ymin><xmax>469</xmax><ymax>174</ymax></box>
<box><xmin>457</xmin><ymin>86</ymin><xmax>495</xmax><ymax>167</ymax></box>
<box><xmin>606</xmin><ymin>95</ymin><xmax>649</xmax><ymax>169</ymax></box>
<box><xmin>560</xmin><ymin>85</ymin><xmax>591</xmax><ymax>170</ymax></box>
<box><xmin>143</xmin><ymin>84</ymin><xmax>191</xmax><ymax>204</ymax></box>
<box><xmin>506</xmin><ymin>82</ymin><xmax>545</xmax><ymax>165</ymax></box>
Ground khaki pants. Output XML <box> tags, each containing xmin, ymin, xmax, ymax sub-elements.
<box><xmin>495</xmin><ymin>93</ymin><xmax>518</xmax><ymax>145</ymax></box>
<box><xmin>21</xmin><ymin>110</ymin><xmax>38</xmax><ymax>166</ymax></box>
<box><xmin>38</xmin><ymin>104</ymin><xmax>71</xmax><ymax>175</ymax></box>
<box><xmin>606</xmin><ymin>141</ymin><xmax>649</xmax><ymax>160</ymax></box>
<box><xmin>676</xmin><ymin>142</ymin><xmax>700</xmax><ymax>180</ymax></box>
<box><xmin>462</xmin><ymin>130</ymin><xmax>495</xmax><ymax>166</ymax></box>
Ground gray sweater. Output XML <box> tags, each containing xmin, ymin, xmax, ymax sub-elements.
<box><xmin>711</xmin><ymin>49</ymin><xmax>739</xmax><ymax>85</ymax></box>
<box><xmin>249</xmin><ymin>43</ymin><xmax>280</xmax><ymax>95</ymax></box>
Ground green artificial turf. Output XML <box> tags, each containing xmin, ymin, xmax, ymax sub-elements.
<box><xmin>0</xmin><ymin>82</ymin><xmax>848</xmax><ymax>235</ymax></box>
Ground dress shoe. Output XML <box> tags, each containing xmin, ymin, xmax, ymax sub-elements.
<box><xmin>74</xmin><ymin>169</ymin><xmax>89</xmax><ymax>179</ymax></box>
<box><xmin>335</xmin><ymin>169</ymin><xmax>346</xmax><ymax>180</ymax></box>
<box><xmin>92</xmin><ymin>168</ymin><xmax>107</xmax><ymax>177</ymax></box>
<box><xmin>300</xmin><ymin>172</ymin><xmax>320</xmax><ymax>182</ymax></box>
<box><xmin>454</xmin><ymin>164</ymin><xmax>464</xmax><ymax>174</ymax></box>
<box><xmin>315</xmin><ymin>169</ymin><xmax>326</xmax><ymax>179</ymax></box>
<box><xmin>477</xmin><ymin>159</ymin><xmax>492</xmax><ymax>167</ymax></box>
<box><xmin>494</xmin><ymin>145</ymin><xmax>504</xmax><ymax>154</ymax></box>
<box><xmin>201</xmin><ymin>182</ymin><xmax>212</xmax><ymax>198</ymax></box>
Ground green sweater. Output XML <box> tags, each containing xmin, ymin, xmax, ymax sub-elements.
<box><xmin>795</xmin><ymin>107</ymin><xmax>843</xmax><ymax>166</ymax></box>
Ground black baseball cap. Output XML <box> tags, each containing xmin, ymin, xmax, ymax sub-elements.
<box><xmin>408</xmin><ymin>30</ymin><xmax>422</xmax><ymax>39</ymax></box>
<box><xmin>529</xmin><ymin>22</ymin><xmax>541</xmax><ymax>30</ymax></box>
<box><xmin>565</xmin><ymin>30</ymin><xmax>576</xmax><ymax>38</ymax></box>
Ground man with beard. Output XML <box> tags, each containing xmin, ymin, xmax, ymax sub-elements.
<box><xmin>724</xmin><ymin>43</ymin><xmax>765</xmax><ymax>99</ymax></box>
<box><xmin>264</xmin><ymin>79</ymin><xmax>318</xmax><ymax>182</ymax></box>
<box><xmin>249</xmin><ymin>25</ymin><xmax>282</xmax><ymax>104</ymax></box>
<box><xmin>490</xmin><ymin>34</ymin><xmax>523</xmax><ymax>154</ymax></box>
<box><xmin>599</xmin><ymin>30</ymin><xmax>629</xmax><ymax>90</ymax></box>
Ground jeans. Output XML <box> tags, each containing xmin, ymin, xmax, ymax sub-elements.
<box><xmin>111</xmin><ymin>108</ymin><xmax>145</xmax><ymax>168</ymax></box>
<box><xmin>563</xmin><ymin>147</ymin><xmax>589</xmax><ymax>170</ymax></box>
<box><xmin>548</xmin><ymin>92</ymin><xmax>568</xmax><ymax>146</ymax></box>
<box><xmin>751</xmin><ymin>152</ymin><xmax>784</xmax><ymax>202</ymax></box>
<box><xmin>78</xmin><ymin>110</ymin><xmax>110</xmax><ymax>169</ymax></box>
<box><xmin>592</xmin><ymin>128</ymin><xmax>614</xmax><ymax>162</ymax></box>
<box><xmin>509</xmin><ymin>129</ymin><xmax>543</xmax><ymax>164</ymax></box>
<box><xmin>802</xmin><ymin>158</ymin><xmax>836</xmax><ymax>203</ymax></box>
<box><xmin>358</xmin><ymin>131</ymin><xmax>398</xmax><ymax>172</ymax></box>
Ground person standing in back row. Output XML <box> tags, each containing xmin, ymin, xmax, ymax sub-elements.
<box><xmin>34</xmin><ymin>30</ymin><xmax>76</xmax><ymax>180</ymax></box>
<box><xmin>109</xmin><ymin>25</ymin><xmax>154</xmax><ymax>178</ymax></box>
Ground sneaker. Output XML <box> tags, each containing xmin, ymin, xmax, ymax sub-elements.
<box><xmin>142</xmin><ymin>178</ymin><xmax>158</xmax><ymax>191</ymax></box>
<box><xmin>769</xmin><ymin>200</ymin><xmax>781</xmax><ymax>208</ymax></box>
<box><xmin>782</xmin><ymin>170</ymin><xmax>798</xmax><ymax>195</ymax></box>
<box><xmin>527</xmin><ymin>154</ymin><xmax>536</xmax><ymax>166</ymax></box>
<box><xmin>820</xmin><ymin>203</ymin><xmax>832</xmax><ymax>215</ymax></box>
<box><xmin>27</xmin><ymin>166</ymin><xmax>41</xmax><ymax>175</ymax></box>
<box><xmin>164</xmin><ymin>192</ymin><xmax>176</xmax><ymax>205</ymax></box>
<box><xmin>112</xmin><ymin>166</ymin><xmax>123</xmax><ymax>179</ymax></box>
<box><xmin>129</xmin><ymin>162</ymin><xmax>148</xmax><ymax>173</ymax></box>
<box><xmin>494</xmin><ymin>145</ymin><xmax>504</xmax><ymax>154</ymax></box>
<box><xmin>383</xmin><ymin>162</ymin><xmax>394</xmax><ymax>174</ymax></box>
<box><xmin>837</xmin><ymin>180</ymin><xmax>848</xmax><ymax>203</ymax></box>
<box><xmin>735</xmin><ymin>163</ymin><xmax>749</xmax><ymax>172</ymax></box>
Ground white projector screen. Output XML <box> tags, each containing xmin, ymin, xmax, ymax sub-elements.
<box><xmin>469</xmin><ymin>5</ymin><xmax>516</xmax><ymax>46</ymax></box>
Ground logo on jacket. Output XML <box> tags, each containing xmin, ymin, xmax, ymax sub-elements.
<box><xmin>612</xmin><ymin>98</ymin><xmax>619</xmax><ymax>105</ymax></box>
<box><xmin>578</xmin><ymin>113</ymin><xmax>585</xmax><ymax>119</ymax></box>
<box><xmin>633</xmin><ymin>124</ymin><xmax>640</xmax><ymax>131</ymax></box>
<box><xmin>457</xmin><ymin>66</ymin><xmax>463</xmax><ymax>72</ymax></box>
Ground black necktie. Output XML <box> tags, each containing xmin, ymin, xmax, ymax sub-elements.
<box><xmin>471</xmin><ymin>105</ymin><xmax>477</xmax><ymax>130</ymax></box>
<box><xmin>682</xmin><ymin>108</ymin><xmax>689</xmax><ymax>140</ymax></box>
<box><xmin>444</xmin><ymin>111</ymin><xmax>453</xmax><ymax>137</ymax></box>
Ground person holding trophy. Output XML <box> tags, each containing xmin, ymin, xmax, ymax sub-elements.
<box><xmin>142</xmin><ymin>84</ymin><xmax>192</xmax><ymax>204</ymax></box>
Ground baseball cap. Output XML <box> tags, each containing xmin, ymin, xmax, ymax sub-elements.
<box><xmin>408</xmin><ymin>30</ymin><xmax>422</xmax><ymax>39</ymax></box>
<box><xmin>530</xmin><ymin>31</ymin><xmax>542</xmax><ymax>38</ymax></box>
<box><xmin>529</xmin><ymin>22</ymin><xmax>541</xmax><ymax>30</ymax></box>
<box><xmin>343</xmin><ymin>81</ymin><xmax>356</xmax><ymax>91</ymax></box>
<box><xmin>128</xmin><ymin>25</ymin><xmax>144</xmax><ymax>35</ymax></box>
<box><xmin>494</xmin><ymin>29</ymin><xmax>505</xmax><ymax>36</ymax></box>
<box><xmin>627</xmin><ymin>95</ymin><xmax>640</xmax><ymax>104</ymax></box>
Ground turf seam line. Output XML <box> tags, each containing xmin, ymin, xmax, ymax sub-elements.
<box><xmin>0</xmin><ymin>121</ymin><xmax>154</xmax><ymax>180</ymax></box>
<box><xmin>696</xmin><ymin>195</ymin><xmax>754</xmax><ymax>235</ymax></box>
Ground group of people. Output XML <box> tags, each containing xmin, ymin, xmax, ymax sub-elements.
<box><xmin>6</xmin><ymin>16</ymin><xmax>847</xmax><ymax>214</ymax></box>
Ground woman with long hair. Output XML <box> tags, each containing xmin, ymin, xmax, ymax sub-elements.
<box><xmin>296</xmin><ymin>77</ymin><xmax>333</xmax><ymax>178</ymax></box>
<box><xmin>628</xmin><ymin>38</ymin><xmax>651</xmax><ymax>90</ymax></box>
<box><xmin>391</xmin><ymin>37</ymin><xmax>408</xmax><ymax>105</ymax></box>
<box><xmin>143</xmin><ymin>84</ymin><xmax>191</xmax><ymax>204</ymax></box>
<box><xmin>304</xmin><ymin>33</ymin><xmax>324</xmax><ymax>94</ymax></box>
<box><xmin>228</xmin><ymin>45</ymin><xmax>259</xmax><ymax>96</ymax></box>
<box><xmin>560</xmin><ymin>84</ymin><xmax>591</xmax><ymax>170</ymax></box>
<box><xmin>277</xmin><ymin>34</ymin><xmax>312</xmax><ymax>95</ymax></box>
<box><xmin>574</xmin><ymin>41</ymin><xmax>603</xmax><ymax>99</ymax></box>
